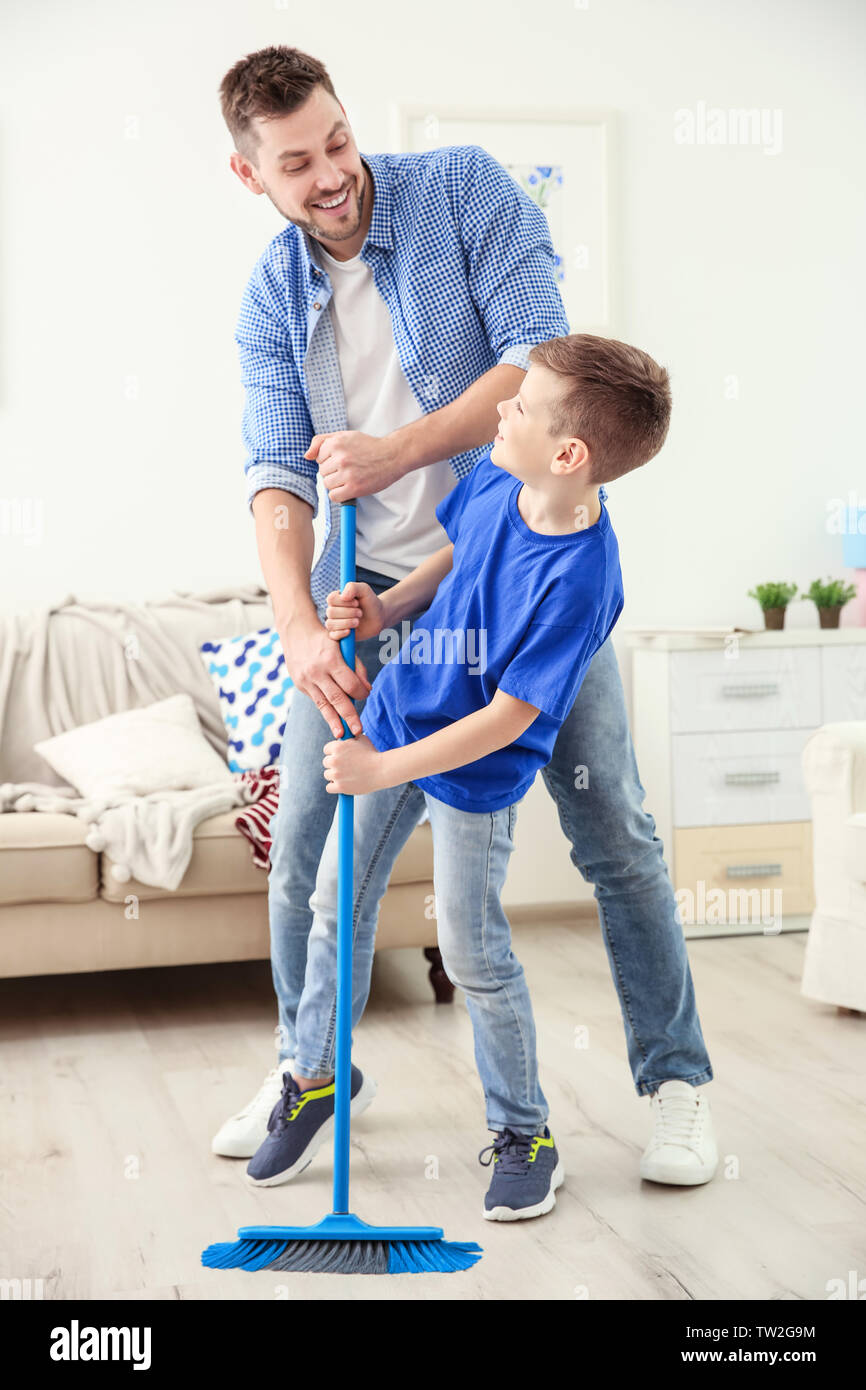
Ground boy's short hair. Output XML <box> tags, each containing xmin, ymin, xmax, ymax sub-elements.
<box><xmin>219</xmin><ymin>45</ymin><xmax>337</xmax><ymax>162</ymax></box>
<box><xmin>528</xmin><ymin>334</ymin><xmax>671</xmax><ymax>485</ymax></box>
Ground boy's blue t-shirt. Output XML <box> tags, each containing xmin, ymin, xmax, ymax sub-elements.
<box><xmin>361</xmin><ymin>453</ymin><xmax>624</xmax><ymax>812</ymax></box>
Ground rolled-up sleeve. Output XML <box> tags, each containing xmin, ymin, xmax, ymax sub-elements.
<box><xmin>236</xmin><ymin>260</ymin><xmax>319</xmax><ymax>516</ymax></box>
<box><xmin>455</xmin><ymin>146</ymin><xmax>571</xmax><ymax>365</ymax></box>
<box><xmin>497</xmin><ymin>343</ymin><xmax>534</xmax><ymax>372</ymax></box>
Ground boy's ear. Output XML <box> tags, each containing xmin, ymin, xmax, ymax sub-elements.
<box><xmin>551</xmin><ymin>438</ymin><xmax>591</xmax><ymax>476</ymax></box>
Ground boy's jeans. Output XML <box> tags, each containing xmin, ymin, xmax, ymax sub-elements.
<box><xmin>294</xmin><ymin>779</ymin><xmax>547</xmax><ymax>1135</ymax></box>
<box><xmin>268</xmin><ymin>565</ymin><xmax>712</xmax><ymax>1099</ymax></box>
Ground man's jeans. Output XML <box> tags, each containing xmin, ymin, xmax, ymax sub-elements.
<box><xmin>268</xmin><ymin>565</ymin><xmax>713</xmax><ymax>1099</ymax></box>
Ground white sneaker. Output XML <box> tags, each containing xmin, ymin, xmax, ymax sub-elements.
<box><xmin>211</xmin><ymin>1057</ymin><xmax>296</xmax><ymax>1158</ymax></box>
<box><xmin>639</xmin><ymin>1079</ymin><xmax>718</xmax><ymax>1185</ymax></box>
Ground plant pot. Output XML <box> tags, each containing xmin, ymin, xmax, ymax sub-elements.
<box><xmin>817</xmin><ymin>605</ymin><xmax>842</xmax><ymax>629</ymax></box>
<box><xmin>763</xmin><ymin>607</ymin><xmax>786</xmax><ymax>630</ymax></box>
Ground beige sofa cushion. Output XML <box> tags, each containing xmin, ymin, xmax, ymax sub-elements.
<box><xmin>0</xmin><ymin>814</ymin><xmax>98</xmax><ymax>905</ymax></box>
<box><xmin>99</xmin><ymin>811</ymin><xmax>435</xmax><ymax>903</ymax></box>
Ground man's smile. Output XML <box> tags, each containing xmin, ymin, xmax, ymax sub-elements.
<box><xmin>311</xmin><ymin>185</ymin><xmax>352</xmax><ymax>215</ymax></box>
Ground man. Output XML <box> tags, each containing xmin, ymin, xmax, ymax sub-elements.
<box><xmin>211</xmin><ymin>44</ymin><xmax>717</xmax><ymax>1190</ymax></box>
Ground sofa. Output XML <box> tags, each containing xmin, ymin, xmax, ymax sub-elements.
<box><xmin>801</xmin><ymin>721</ymin><xmax>866</xmax><ymax>1013</ymax></box>
<box><xmin>0</xmin><ymin>588</ymin><xmax>449</xmax><ymax>997</ymax></box>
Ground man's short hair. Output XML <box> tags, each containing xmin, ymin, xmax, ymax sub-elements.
<box><xmin>219</xmin><ymin>45</ymin><xmax>337</xmax><ymax>162</ymax></box>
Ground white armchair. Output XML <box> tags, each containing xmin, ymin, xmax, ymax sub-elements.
<box><xmin>801</xmin><ymin>722</ymin><xmax>866</xmax><ymax>1013</ymax></box>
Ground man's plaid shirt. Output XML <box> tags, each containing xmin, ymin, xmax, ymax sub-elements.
<box><xmin>236</xmin><ymin>143</ymin><xmax>572</xmax><ymax>616</ymax></box>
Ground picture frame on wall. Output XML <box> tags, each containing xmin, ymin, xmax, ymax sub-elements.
<box><xmin>392</xmin><ymin>104</ymin><xmax>616</xmax><ymax>334</ymax></box>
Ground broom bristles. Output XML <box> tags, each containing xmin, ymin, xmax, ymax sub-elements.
<box><xmin>201</xmin><ymin>1235</ymin><xmax>483</xmax><ymax>1275</ymax></box>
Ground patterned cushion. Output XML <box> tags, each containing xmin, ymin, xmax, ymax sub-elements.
<box><xmin>200</xmin><ymin>627</ymin><xmax>293</xmax><ymax>772</ymax></box>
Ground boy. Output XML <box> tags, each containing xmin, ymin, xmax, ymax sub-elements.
<box><xmin>246</xmin><ymin>333</ymin><xmax>672</xmax><ymax>1220</ymax></box>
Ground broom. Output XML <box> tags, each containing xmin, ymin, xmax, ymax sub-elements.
<box><xmin>202</xmin><ymin>498</ymin><xmax>483</xmax><ymax>1276</ymax></box>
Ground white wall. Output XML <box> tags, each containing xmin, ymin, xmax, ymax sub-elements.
<box><xmin>1</xmin><ymin>0</ymin><xmax>863</xmax><ymax>903</ymax></box>
<box><xmin>2</xmin><ymin>0</ymin><xmax>864</xmax><ymax>630</ymax></box>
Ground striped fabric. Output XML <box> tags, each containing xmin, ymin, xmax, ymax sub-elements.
<box><xmin>235</xmin><ymin>143</ymin><xmax>572</xmax><ymax>617</ymax></box>
<box><xmin>234</xmin><ymin>764</ymin><xmax>281</xmax><ymax>869</ymax></box>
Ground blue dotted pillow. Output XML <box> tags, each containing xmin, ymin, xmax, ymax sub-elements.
<box><xmin>200</xmin><ymin>626</ymin><xmax>293</xmax><ymax>772</ymax></box>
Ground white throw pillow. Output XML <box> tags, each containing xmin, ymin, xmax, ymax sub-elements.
<box><xmin>34</xmin><ymin>693</ymin><xmax>233</xmax><ymax>798</ymax></box>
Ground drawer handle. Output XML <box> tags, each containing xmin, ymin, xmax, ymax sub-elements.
<box><xmin>726</xmin><ymin>862</ymin><xmax>783</xmax><ymax>879</ymax></box>
<box><xmin>721</xmin><ymin>682</ymin><xmax>780</xmax><ymax>698</ymax></box>
<box><xmin>723</xmin><ymin>770</ymin><xmax>781</xmax><ymax>786</ymax></box>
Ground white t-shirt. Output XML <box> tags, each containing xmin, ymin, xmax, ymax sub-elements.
<box><xmin>309</xmin><ymin>235</ymin><xmax>457</xmax><ymax>581</ymax></box>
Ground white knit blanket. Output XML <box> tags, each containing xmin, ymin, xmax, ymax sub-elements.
<box><xmin>0</xmin><ymin>776</ymin><xmax>266</xmax><ymax>892</ymax></box>
<box><xmin>0</xmin><ymin>584</ymin><xmax>276</xmax><ymax>890</ymax></box>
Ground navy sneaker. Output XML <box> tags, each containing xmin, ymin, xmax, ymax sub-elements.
<box><xmin>246</xmin><ymin>1065</ymin><xmax>377</xmax><ymax>1187</ymax></box>
<box><xmin>479</xmin><ymin>1126</ymin><xmax>564</xmax><ymax>1220</ymax></box>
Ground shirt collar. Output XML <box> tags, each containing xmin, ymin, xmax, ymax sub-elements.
<box><xmin>303</xmin><ymin>151</ymin><xmax>392</xmax><ymax>275</ymax></box>
<box><xmin>358</xmin><ymin>152</ymin><xmax>393</xmax><ymax>251</ymax></box>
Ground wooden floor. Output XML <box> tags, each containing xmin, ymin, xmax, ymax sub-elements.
<box><xmin>1</xmin><ymin>920</ymin><xmax>864</xmax><ymax>1301</ymax></box>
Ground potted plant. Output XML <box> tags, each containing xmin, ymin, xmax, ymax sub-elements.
<box><xmin>806</xmin><ymin>577</ymin><xmax>857</xmax><ymax>629</ymax></box>
<box><xmin>747</xmin><ymin>581</ymin><xmax>798</xmax><ymax>630</ymax></box>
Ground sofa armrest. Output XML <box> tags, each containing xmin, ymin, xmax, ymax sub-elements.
<box><xmin>845</xmin><ymin>812</ymin><xmax>866</xmax><ymax>885</ymax></box>
<box><xmin>802</xmin><ymin>721</ymin><xmax>866</xmax><ymax>811</ymax></box>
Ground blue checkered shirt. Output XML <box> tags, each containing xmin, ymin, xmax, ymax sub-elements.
<box><xmin>236</xmin><ymin>144</ymin><xmax>572</xmax><ymax>616</ymax></box>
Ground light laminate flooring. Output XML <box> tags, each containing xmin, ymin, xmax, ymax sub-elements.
<box><xmin>1</xmin><ymin>921</ymin><xmax>864</xmax><ymax>1301</ymax></box>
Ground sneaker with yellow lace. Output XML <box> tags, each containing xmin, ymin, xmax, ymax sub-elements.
<box><xmin>479</xmin><ymin>1126</ymin><xmax>565</xmax><ymax>1221</ymax></box>
<box><xmin>245</xmin><ymin>1064</ymin><xmax>376</xmax><ymax>1187</ymax></box>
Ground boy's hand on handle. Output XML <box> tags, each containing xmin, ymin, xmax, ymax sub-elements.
<box><xmin>325</xmin><ymin>582</ymin><xmax>385</xmax><ymax>642</ymax></box>
<box><xmin>323</xmin><ymin>732</ymin><xmax>386</xmax><ymax>796</ymax></box>
<box><xmin>278</xmin><ymin>615</ymin><xmax>371</xmax><ymax>740</ymax></box>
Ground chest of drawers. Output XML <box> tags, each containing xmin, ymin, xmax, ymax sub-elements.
<box><xmin>626</xmin><ymin>629</ymin><xmax>866</xmax><ymax>937</ymax></box>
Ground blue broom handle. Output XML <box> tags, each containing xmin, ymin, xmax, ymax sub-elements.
<box><xmin>334</xmin><ymin>499</ymin><xmax>356</xmax><ymax>1215</ymax></box>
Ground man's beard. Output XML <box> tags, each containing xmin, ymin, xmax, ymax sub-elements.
<box><xmin>268</xmin><ymin>166</ymin><xmax>367</xmax><ymax>243</ymax></box>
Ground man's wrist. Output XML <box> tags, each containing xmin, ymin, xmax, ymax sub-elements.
<box><xmin>383</xmin><ymin>417</ymin><xmax>433</xmax><ymax>476</ymax></box>
<box><xmin>275</xmin><ymin>603</ymin><xmax>321</xmax><ymax>639</ymax></box>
